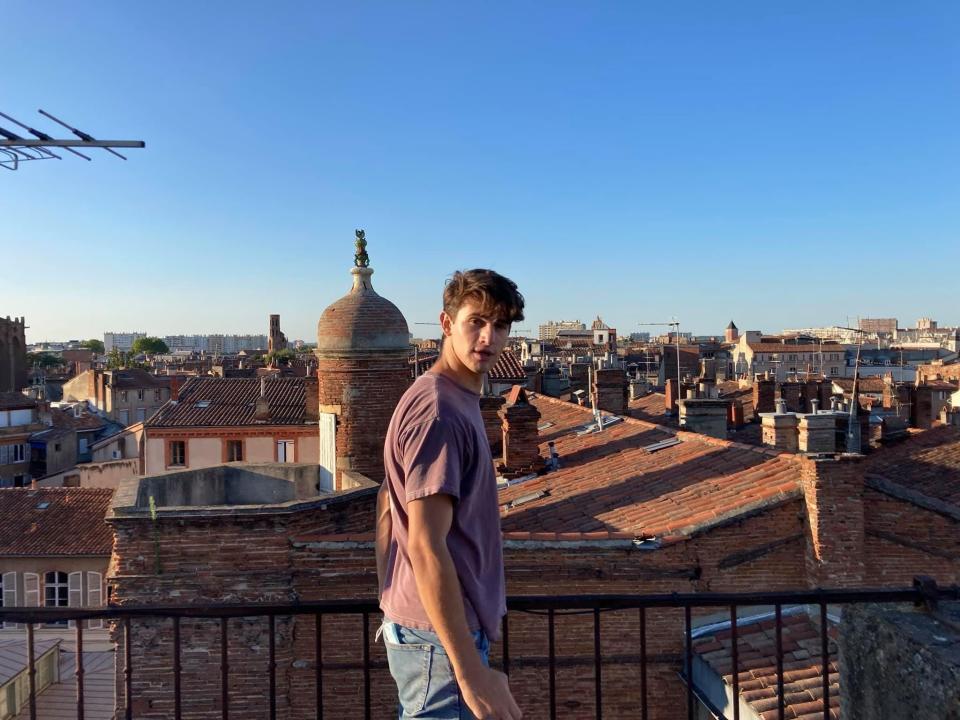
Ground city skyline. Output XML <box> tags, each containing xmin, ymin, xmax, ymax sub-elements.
<box><xmin>5</xmin><ymin>1</ymin><xmax>959</xmax><ymax>342</ymax></box>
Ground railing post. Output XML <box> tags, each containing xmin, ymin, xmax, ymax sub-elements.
<box><xmin>639</xmin><ymin>608</ymin><xmax>647</xmax><ymax>720</ymax></box>
<box><xmin>27</xmin><ymin>622</ymin><xmax>37</xmax><ymax>720</ymax></box>
<box><xmin>220</xmin><ymin>616</ymin><xmax>229</xmax><ymax>720</ymax></box>
<box><xmin>820</xmin><ymin>601</ymin><xmax>829</xmax><ymax>720</ymax></box>
<box><xmin>173</xmin><ymin>616</ymin><xmax>182</xmax><ymax>720</ymax></box>
<box><xmin>76</xmin><ymin>620</ymin><xmax>86</xmax><ymax>720</ymax></box>
<box><xmin>775</xmin><ymin>604</ymin><xmax>784</xmax><ymax>720</ymax></box>
<box><xmin>315</xmin><ymin>613</ymin><xmax>323</xmax><ymax>720</ymax></box>
<box><xmin>124</xmin><ymin>617</ymin><xmax>133</xmax><ymax>720</ymax></box>
<box><xmin>548</xmin><ymin>608</ymin><xmax>556</xmax><ymax>720</ymax></box>
<box><xmin>730</xmin><ymin>605</ymin><xmax>739</xmax><ymax>720</ymax></box>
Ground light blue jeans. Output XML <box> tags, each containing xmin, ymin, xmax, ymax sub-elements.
<box><xmin>381</xmin><ymin>621</ymin><xmax>490</xmax><ymax>719</ymax></box>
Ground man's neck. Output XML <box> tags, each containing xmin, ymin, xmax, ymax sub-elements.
<box><xmin>430</xmin><ymin>348</ymin><xmax>484</xmax><ymax>394</ymax></box>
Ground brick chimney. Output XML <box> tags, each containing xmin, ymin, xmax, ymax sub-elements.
<box><xmin>677</xmin><ymin>397</ymin><xmax>728</xmax><ymax>439</ymax></box>
<box><xmin>797</xmin><ymin>410</ymin><xmax>836</xmax><ymax>453</ymax></box>
<box><xmin>781</xmin><ymin>382</ymin><xmax>802</xmax><ymax>412</ymax></box>
<box><xmin>753</xmin><ymin>376</ymin><xmax>776</xmax><ymax>415</ymax></box>
<box><xmin>761</xmin><ymin>400</ymin><xmax>798</xmax><ymax>452</ymax></box>
<box><xmin>254</xmin><ymin>377</ymin><xmax>271</xmax><ymax>422</ymax></box>
<box><xmin>169</xmin><ymin>375</ymin><xmax>184</xmax><ymax>402</ymax></box>
<box><xmin>799</xmin><ymin>454</ymin><xmax>865</xmax><ymax>588</ymax></box>
<box><xmin>728</xmin><ymin>399</ymin><xmax>745</xmax><ymax>429</ymax></box>
<box><xmin>913</xmin><ymin>384</ymin><xmax>935</xmax><ymax>429</ymax></box>
<box><xmin>479</xmin><ymin>395</ymin><xmax>507</xmax><ymax>455</ymax></box>
<box><xmin>592</xmin><ymin>367</ymin><xmax>627</xmax><ymax>415</ymax></box>
<box><xmin>498</xmin><ymin>386</ymin><xmax>543</xmax><ymax>478</ymax></box>
<box><xmin>304</xmin><ymin>376</ymin><xmax>319</xmax><ymax>421</ymax></box>
<box><xmin>665</xmin><ymin>378</ymin><xmax>679</xmax><ymax>415</ymax></box>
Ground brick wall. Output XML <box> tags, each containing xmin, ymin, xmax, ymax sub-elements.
<box><xmin>799</xmin><ymin>455</ymin><xmax>865</xmax><ymax>587</ymax></box>
<box><xmin>317</xmin><ymin>353</ymin><xmax>410</xmax><ymax>486</ymax></box>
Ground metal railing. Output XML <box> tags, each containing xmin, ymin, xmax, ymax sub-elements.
<box><xmin>0</xmin><ymin>576</ymin><xmax>955</xmax><ymax>720</ymax></box>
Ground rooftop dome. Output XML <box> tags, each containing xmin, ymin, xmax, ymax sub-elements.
<box><xmin>316</xmin><ymin>266</ymin><xmax>410</xmax><ymax>354</ymax></box>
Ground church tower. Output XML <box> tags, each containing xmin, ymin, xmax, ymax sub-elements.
<box><xmin>315</xmin><ymin>231</ymin><xmax>411</xmax><ymax>490</ymax></box>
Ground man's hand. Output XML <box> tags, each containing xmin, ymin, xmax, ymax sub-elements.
<box><xmin>459</xmin><ymin>665</ymin><xmax>523</xmax><ymax>720</ymax></box>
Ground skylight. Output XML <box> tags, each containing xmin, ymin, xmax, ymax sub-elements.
<box><xmin>36</xmin><ymin>501</ymin><xmax>50</xmax><ymax>510</ymax></box>
<box><xmin>195</xmin><ymin>401</ymin><xmax>211</xmax><ymax>408</ymax></box>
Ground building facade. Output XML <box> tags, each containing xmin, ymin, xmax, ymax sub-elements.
<box><xmin>142</xmin><ymin>376</ymin><xmax>319</xmax><ymax>475</ymax></box>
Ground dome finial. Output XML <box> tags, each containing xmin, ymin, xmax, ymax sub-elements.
<box><xmin>354</xmin><ymin>229</ymin><xmax>370</xmax><ymax>268</ymax></box>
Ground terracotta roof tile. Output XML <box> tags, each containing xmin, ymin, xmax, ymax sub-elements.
<box><xmin>863</xmin><ymin>425</ymin><xmax>960</xmax><ymax>508</ymax></box>
<box><xmin>147</xmin><ymin>377</ymin><xmax>311</xmax><ymax>427</ymax></box>
<box><xmin>499</xmin><ymin>395</ymin><xmax>802</xmax><ymax>538</ymax></box>
<box><xmin>0</xmin><ymin>488</ymin><xmax>114</xmax><ymax>556</ymax></box>
<box><xmin>693</xmin><ymin>611</ymin><xmax>840</xmax><ymax>720</ymax></box>
<box><xmin>488</xmin><ymin>349</ymin><xmax>526</xmax><ymax>382</ymax></box>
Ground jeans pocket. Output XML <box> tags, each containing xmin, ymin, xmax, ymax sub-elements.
<box><xmin>385</xmin><ymin>640</ymin><xmax>433</xmax><ymax>715</ymax></box>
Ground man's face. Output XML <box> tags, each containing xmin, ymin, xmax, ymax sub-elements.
<box><xmin>440</xmin><ymin>300</ymin><xmax>511</xmax><ymax>376</ymax></box>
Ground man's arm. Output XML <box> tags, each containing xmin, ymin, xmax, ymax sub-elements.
<box><xmin>407</xmin><ymin>494</ymin><xmax>521</xmax><ymax>720</ymax></box>
<box><xmin>375</xmin><ymin>480</ymin><xmax>392</xmax><ymax>599</ymax></box>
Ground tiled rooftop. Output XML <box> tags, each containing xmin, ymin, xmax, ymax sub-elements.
<box><xmin>0</xmin><ymin>488</ymin><xmax>114</xmax><ymax>557</ymax></box>
<box><xmin>0</xmin><ymin>391</ymin><xmax>37</xmax><ymax>411</ymax></box>
<box><xmin>488</xmin><ymin>349</ymin><xmax>526</xmax><ymax>382</ymax></box>
<box><xmin>693</xmin><ymin>610</ymin><xmax>840</xmax><ymax>720</ymax></box>
<box><xmin>147</xmin><ymin>376</ymin><xmax>312</xmax><ymax>427</ymax></box>
<box><xmin>499</xmin><ymin>395</ymin><xmax>800</xmax><ymax>539</ymax></box>
<box><xmin>864</xmin><ymin>425</ymin><xmax>960</xmax><ymax>509</ymax></box>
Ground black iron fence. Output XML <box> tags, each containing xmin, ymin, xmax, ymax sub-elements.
<box><xmin>0</xmin><ymin>576</ymin><xmax>955</xmax><ymax>720</ymax></box>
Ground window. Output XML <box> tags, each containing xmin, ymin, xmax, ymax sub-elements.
<box><xmin>44</xmin><ymin>571</ymin><xmax>69</xmax><ymax>625</ymax></box>
<box><xmin>277</xmin><ymin>440</ymin><xmax>295</xmax><ymax>463</ymax></box>
<box><xmin>789</xmin><ymin>354</ymin><xmax>796</xmax><ymax>361</ymax></box>
<box><xmin>120</xmin><ymin>390</ymin><xmax>128</xmax><ymax>402</ymax></box>
<box><xmin>137</xmin><ymin>389</ymin><xmax>144</xmax><ymax>401</ymax></box>
<box><xmin>13</xmin><ymin>475</ymin><xmax>27</xmax><ymax>488</ymax></box>
<box><xmin>54</xmin><ymin>443</ymin><xmax>61</xmax><ymax>452</ymax></box>
<box><xmin>169</xmin><ymin>441</ymin><xmax>186</xmax><ymax>466</ymax></box>
<box><xmin>0</xmin><ymin>443</ymin><xmax>26</xmax><ymax>464</ymax></box>
<box><xmin>44</xmin><ymin>572</ymin><xmax>68</xmax><ymax>607</ymax></box>
<box><xmin>118</xmin><ymin>409</ymin><xmax>129</xmax><ymax>426</ymax></box>
<box><xmin>227</xmin><ymin>440</ymin><xmax>243</xmax><ymax>462</ymax></box>
<box><xmin>830</xmin><ymin>367</ymin><xmax>839</xmax><ymax>376</ymax></box>
<box><xmin>154</xmin><ymin>389</ymin><xmax>161</xmax><ymax>401</ymax></box>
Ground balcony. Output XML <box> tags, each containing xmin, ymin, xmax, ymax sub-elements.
<box><xmin>2</xmin><ymin>578</ymin><xmax>956</xmax><ymax>720</ymax></box>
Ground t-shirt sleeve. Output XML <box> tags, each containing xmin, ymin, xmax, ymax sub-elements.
<box><xmin>399</xmin><ymin>417</ymin><xmax>462</xmax><ymax>501</ymax></box>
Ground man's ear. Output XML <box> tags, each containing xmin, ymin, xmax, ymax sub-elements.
<box><xmin>439</xmin><ymin>310</ymin><xmax>453</xmax><ymax>337</ymax></box>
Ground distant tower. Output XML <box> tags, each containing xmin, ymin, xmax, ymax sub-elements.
<box><xmin>315</xmin><ymin>231</ymin><xmax>411</xmax><ymax>489</ymax></box>
<box><xmin>268</xmin><ymin>314</ymin><xmax>288</xmax><ymax>353</ymax></box>
<box><xmin>725</xmin><ymin>320</ymin><xmax>739</xmax><ymax>344</ymax></box>
<box><xmin>0</xmin><ymin>316</ymin><xmax>27</xmax><ymax>392</ymax></box>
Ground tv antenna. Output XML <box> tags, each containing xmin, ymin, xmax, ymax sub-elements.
<box><xmin>0</xmin><ymin>108</ymin><xmax>144</xmax><ymax>170</ymax></box>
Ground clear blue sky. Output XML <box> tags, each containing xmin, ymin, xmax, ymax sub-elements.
<box><xmin>4</xmin><ymin>1</ymin><xmax>958</xmax><ymax>343</ymax></box>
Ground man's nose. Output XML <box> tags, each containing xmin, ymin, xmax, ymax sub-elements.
<box><xmin>478</xmin><ymin>322</ymin><xmax>494</xmax><ymax>345</ymax></box>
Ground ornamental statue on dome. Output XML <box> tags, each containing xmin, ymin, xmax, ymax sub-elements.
<box><xmin>354</xmin><ymin>229</ymin><xmax>370</xmax><ymax>268</ymax></box>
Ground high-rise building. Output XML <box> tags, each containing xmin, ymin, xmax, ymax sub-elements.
<box><xmin>104</xmin><ymin>332</ymin><xmax>146</xmax><ymax>353</ymax></box>
<box><xmin>538</xmin><ymin>319</ymin><xmax>585</xmax><ymax>341</ymax></box>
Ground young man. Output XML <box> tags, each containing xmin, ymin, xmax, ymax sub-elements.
<box><xmin>377</xmin><ymin>269</ymin><xmax>524</xmax><ymax>720</ymax></box>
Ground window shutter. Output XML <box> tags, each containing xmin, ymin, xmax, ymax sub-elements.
<box><xmin>24</xmin><ymin>572</ymin><xmax>40</xmax><ymax>607</ymax></box>
<box><xmin>86</xmin><ymin>572</ymin><xmax>103</xmax><ymax>629</ymax></box>
<box><xmin>2</xmin><ymin>572</ymin><xmax>17</xmax><ymax>628</ymax></box>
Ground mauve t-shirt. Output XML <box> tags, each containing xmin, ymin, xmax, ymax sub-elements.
<box><xmin>380</xmin><ymin>371</ymin><xmax>506</xmax><ymax>641</ymax></box>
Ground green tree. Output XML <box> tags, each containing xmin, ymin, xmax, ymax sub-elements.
<box><xmin>80</xmin><ymin>339</ymin><xmax>105</xmax><ymax>354</ymax></box>
<box><xmin>266</xmin><ymin>348</ymin><xmax>296</xmax><ymax>366</ymax></box>
<box><xmin>131</xmin><ymin>337</ymin><xmax>170</xmax><ymax>355</ymax></box>
<box><xmin>27</xmin><ymin>352</ymin><xmax>61</xmax><ymax>369</ymax></box>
